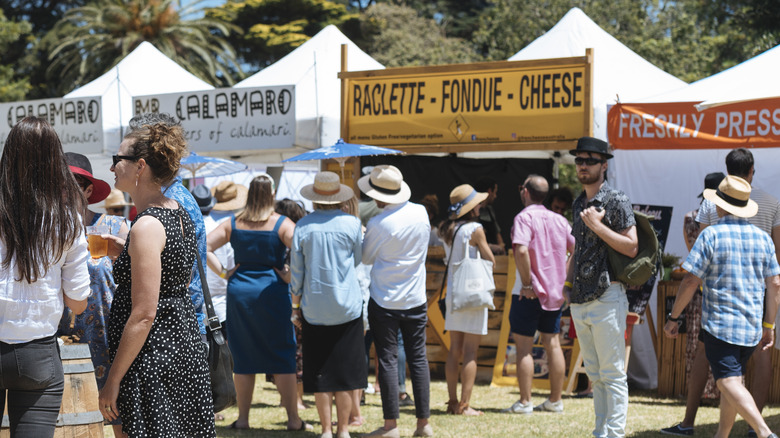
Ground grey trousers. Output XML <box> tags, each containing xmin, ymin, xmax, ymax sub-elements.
<box><xmin>368</xmin><ymin>299</ymin><xmax>431</xmax><ymax>420</ymax></box>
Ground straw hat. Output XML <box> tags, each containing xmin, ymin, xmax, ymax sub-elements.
<box><xmin>212</xmin><ymin>181</ymin><xmax>248</xmax><ymax>211</ymax></box>
<box><xmin>103</xmin><ymin>189</ymin><xmax>133</xmax><ymax>209</ymax></box>
<box><xmin>300</xmin><ymin>171</ymin><xmax>354</xmax><ymax>204</ymax></box>
<box><xmin>65</xmin><ymin>152</ymin><xmax>111</xmax><ymax>204</ymax></box>
<box><xmin>448</xmin><ymin>184</ymin><xmax>488</xmax><ymax>219</ymax></box>
<box><xmin>702</xmin><ymin>175</ymin><xmax>758</xmax><ymax>218</ymax></box>
<box><xmin>357</xmin><ymin>165</ymin><xmax>411</xmax><ymax>204</ymax></box>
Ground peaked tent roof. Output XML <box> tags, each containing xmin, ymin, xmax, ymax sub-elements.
<box><xmin>235</xmin><ymin>24</ymin><xmax>384</xmax><ymax>161</ymax></box>
<box><xmin>509</xmin><ymin>7</ymin><xmax>686</xmax><ymax>141</ymax></box>
<box><xmin>640</xmin><ymin>44</ymin><xmax>780</xmax><ymax>107</ymax></box>
<box><xmin>65</xmin><ymin>41</ymin><xmax>213</xmax><ymax>154</ymax></box>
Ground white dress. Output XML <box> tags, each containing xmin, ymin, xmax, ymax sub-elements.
<box><xmin>444</xmin><ymin>221</ymin><xmax>488</xmax><ymax>335</ymax></box>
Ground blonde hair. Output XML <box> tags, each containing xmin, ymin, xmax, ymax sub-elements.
<box><xmin>341</xmin><ymin>196</ymin><xmax>359</xmax><ymax>218</ymax></box>
<box><xmin>237</xmin><ymin>175</ymin><xmax>275</xmax><ymax>222</ymax></box>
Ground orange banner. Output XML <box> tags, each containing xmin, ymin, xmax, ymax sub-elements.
<box><xmin>608</xmin><ymin>98</ymin><xmax>780</xmax><ymax>150</ymax></box>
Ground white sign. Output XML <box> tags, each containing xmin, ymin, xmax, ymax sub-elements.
<box><xmin>0</xmin><ymin>97</ymin><xmax>103</xmax><ymax>154</ymax></box>
<box><xmin>133</xmin><ymin>86</ymin><xmax>296</xmax><ymax>152</ymax></box>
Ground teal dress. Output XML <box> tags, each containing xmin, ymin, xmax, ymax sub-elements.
<box><xmin>227</xmin><ymin>215</ymin><xmax>296</xmax><ymax>374</ymax></box>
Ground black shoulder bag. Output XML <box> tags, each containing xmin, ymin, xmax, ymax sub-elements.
<box><xmin>195</xmin><ymin>254</ymin><xmax>237</xmax><ymax>413</ymax></box>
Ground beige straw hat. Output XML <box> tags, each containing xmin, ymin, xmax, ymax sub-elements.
<box><xmin>300</xmin><ymin>171</ymin><xmax>354</xmax><ymax>204</ymax></box>
<box><xmin>211</xmin><ymin>181</ymin><xmax>248</xmax><ymax>211</ymax></box>
<box><xmin>357</xmin><ymin>165</ymin><xmax>411</xmax><ymax>204</ymax></box>
<box><xmin>103</xmin><ymin>189</ymin><xmax>133</xmax><ymax>209</ymax></box>
<box><xmin>702</xmin><ymin>175</ymin><xmax>758</xmax><ymax>218</ymax></box>
<box><xmin>448</xmin><ymin>184</ymin><xmax>488</xmax><ymax>219</ymax></box>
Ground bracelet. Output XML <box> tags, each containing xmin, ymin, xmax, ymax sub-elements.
<box><xmin>666</xmin><ymin>312</ymin><xmax>683</xmax><ymax>322</ymax></box>
<box><xmin>522</xmin><ymin>284</ymin><xmax>533</xmax><ymax>290</ymax></box>
<box><xmin>292</xmin><ymin>303</ymin><xmax>301</xmax><ymax>309</ymax></box>
<box><xmin>218</xmin><ymin>267</ymin><xmax>228</xmax><ymax>279</ymax></box>
<box><xmin>564</xmin><ymin>281</ymin><xmax>573</xmax><ymax>289</ymax></box>
<box><xmin>763</xmin><ymin>321</ymin><xmax>775</xmax><ymax>330</ymax></box>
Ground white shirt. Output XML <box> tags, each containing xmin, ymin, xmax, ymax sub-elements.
<box><xmin>697</xmin><ymin>187</ymin><xmax>780</xmax><ymax>234</ymax></box>
<box><xmin>362</xmin><ymin>201</ymin><xmax>430</xmax><ymax>310</ymax></box>
<box><xmin>204</xmin><ymin>214</ymin><xmax>234</xmax><ymax>322</ymax></box>
<box><xmin>0</xmin><ymin>228</ymin><xmax>90</xmax><ymax>343</ymax></box>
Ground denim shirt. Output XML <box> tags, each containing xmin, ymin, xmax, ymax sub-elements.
<box><xmin>290</xmin><ymin>209</ymin><xmax>363</xmax><ymax>326</ymax></box>
<box><xmin>571</xmin><ymin>181</ymin><xmax>635</xmax><ymax>304</ymax></box>
<box><xmin>162</xmin><ymin>177</ymin><xmax>206</xmax><ymax>334</ymax></box>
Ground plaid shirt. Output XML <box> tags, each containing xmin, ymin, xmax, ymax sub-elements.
<box><xmin>684</xmin><ymin>215</ymin><xmax>780</xmax><ymax>347</ymax></box>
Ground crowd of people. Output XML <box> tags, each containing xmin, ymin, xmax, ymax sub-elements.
<box><xmin>2</xmin><ymin>112</ymin><xmax>780</xmax><ymax>438</ymax></box>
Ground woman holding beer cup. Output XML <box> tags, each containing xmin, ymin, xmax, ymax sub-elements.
<box><xmin>0</xmin><ymin>116</ymin><xmax>90</xmax><ymax>436</ymax></box>
<box><xmin>100</xmin><ymin>122</ymin><xmax>215</xmax><ymax>436</ymax></box>
<box><xmin>59</xmin><ymin>152</ymin><xmax>129</xmax><ymax>437</ymax></box>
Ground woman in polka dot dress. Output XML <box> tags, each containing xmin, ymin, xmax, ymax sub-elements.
<box><xmin>99</xmin><ymin>122</ymin><xmax>215</xmax><ymax>437</ymax></box>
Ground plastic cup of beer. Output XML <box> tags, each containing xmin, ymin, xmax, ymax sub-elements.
<box><xmin>86</xmin><ymin>225</ymin><xmax>110</xmax><ymax>259</ymax></box>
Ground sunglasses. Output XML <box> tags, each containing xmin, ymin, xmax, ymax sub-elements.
<box><xmin>574</xmin><ymin>157</ymin><xmax>606</xmax><ymax>166</ymax></box>
<box><xmin>112</xmin><ymin>155</ymin><xmax>139</xmax><ymax>167</ymax></box>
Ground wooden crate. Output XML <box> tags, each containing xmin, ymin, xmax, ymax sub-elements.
<box><xmin>657</xmin><ymin>280</ymin><xmax>687</xmax><ymax>397</ymax></box>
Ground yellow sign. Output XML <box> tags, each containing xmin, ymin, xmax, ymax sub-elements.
<box><xmin>342</xmin><ymin>58</ymin><xmax>591</xmax><ymax>151</ymax></box>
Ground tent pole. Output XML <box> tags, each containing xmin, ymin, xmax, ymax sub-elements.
<box><xmin>313</xmin><ymin>52</ymin><xmax>321</xmax><ymax>147</ymax></box>
<box><xmin>116</xmin><ymin>67</ymin><xmax>123</xmax><ymax>140</ymax></box>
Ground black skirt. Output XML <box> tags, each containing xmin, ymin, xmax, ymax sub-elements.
<box><xmin>302</xmin><ymin>315</ymin><xmax>367</xmax><ymax>393</ymax></box>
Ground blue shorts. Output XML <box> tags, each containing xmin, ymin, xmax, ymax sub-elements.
<box><xmin>701</xmin><ymin>329</ymin><xmax>756</xmax><ymax>381</ymax></box>
<box><xmin>509</xmin><ymin>294</ymin><xmax>562</xmax><ymax>337</ymax></box>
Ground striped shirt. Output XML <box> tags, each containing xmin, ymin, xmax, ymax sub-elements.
<box><xmin>683</xmin><ymin>215</ymin><xmax>780</xmax><ymax>347</ymax></box>
<box><xmin>696</xmin><ymin>187</ymin><xmax>780</xmax><ymax>234</ymax></box>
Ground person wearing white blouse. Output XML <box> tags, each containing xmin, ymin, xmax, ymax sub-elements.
<box><xmin>0</xmin><ymin>116</ymin><xmax>90</xmax><ymax>437</ymax></box>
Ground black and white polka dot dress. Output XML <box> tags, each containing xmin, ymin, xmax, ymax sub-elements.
<box><xmin>108</xmin><ymin>205</ymin><xmax>215</xmax><ymax>437</ymax></box>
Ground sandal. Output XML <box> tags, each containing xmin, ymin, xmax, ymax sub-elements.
<box><xmin>446</xmin><ymin>399</ymin><xmax>459</xmax><ymax>414</ymax></box>
<box><xmin>458</xmin><ymin>402</ymin><xmax>483</xmax><ymax>416</ymax></box>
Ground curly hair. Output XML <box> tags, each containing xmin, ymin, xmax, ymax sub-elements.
<box><xmin>124</xmin><ymin>123</ymin><xmax>187</xmax><ymax>186</ymax></box>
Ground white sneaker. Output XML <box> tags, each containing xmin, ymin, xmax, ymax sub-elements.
<box><xmin>534</xmin><ymin>399</ymin><xmax>563</xmax><ymax>413</ymax></box>
<box><xmin>364</xmin><ymin>385</ymin><xmax>376</xmax><ymax>394</ymax></box>
<box><xmin>501</xmin><ymin>400</ymin><xmax>532</xmax><ymax>414</ymax></box>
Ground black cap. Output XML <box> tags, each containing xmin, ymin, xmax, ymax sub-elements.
<box><xmin>191</xmin><ymin>184</ymin><xmax>216</xmax><ymax>213</ymax></box>
<box><xmin>569</xmin><ymin>137</ymin><xmax>613</xmax><ymax>159</ymax></box>
<box><xmin>698</xmin><ymin>172</ymin><xmax>726</xmax><ymax>198</ymax></box>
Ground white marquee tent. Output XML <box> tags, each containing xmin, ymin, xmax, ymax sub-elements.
<box><xmin>234</xmin><ymin>25</ymin><xmax>385</xmax><ymax>164</ymax></box>
<box><xmin>509</xmin><ymin>7</ymin><xmax>687</xmax><ymax>143</ymax></box>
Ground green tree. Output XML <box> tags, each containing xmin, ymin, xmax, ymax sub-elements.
<box><xmin>0</xmin><ymin>8</ymin><xmax>32</xmax><ymax>101</ymax></box>
<box><xmin>47</xmin><ymin>0</ymin><xmax>242</xmax><ymax>95</ymax></box>
<box><xmin>208</xmin><ymin>0</ymin><xmax>360</xmax><ymax>70</ymax></box>
<box><xmin>360</xmin><ymin>3</ymin><xmax>482</xmax><ymax>67</ymax></box>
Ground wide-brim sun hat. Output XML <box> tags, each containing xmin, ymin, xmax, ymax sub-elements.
<box><xmin>357</xmin><ymin>165</ymin><xmax>411</xmax><ymax>204</ymax></box>
<box><xmin>212</xmin><ymin>181</ymin><xmax>248</xmax><ymax>211</ymax></box>
<box><xmin>300</xmin><ymin>171</ymin><xmax>354</xmax><ymax>204</ymax></box>
<box><xmin>65</xmin><ymin>152</ymin><xmax>111</xmax><ymax>204</ymax></box>
<box><xmin>103</xmin><ymin>189</ymin><xmax>133</xmax><ymax>209</ymax></box>
<box><xmin>569</xmin><ymin>136</ymin><xmax>613</xmax><ymax>159</ymax></box>
<box><xmin>702</xmin><ymin>175</ymin><xmax>758</xmax><ymax>218</ymax></box>
<box><xmin>448</xmin><ymin>184</ymin><xmax>488</xmax><ymax>219</ymax></box>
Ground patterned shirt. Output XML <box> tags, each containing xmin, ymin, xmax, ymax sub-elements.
<box><xmin>162</xmin><ymin>177</ymin><xmax>206</xmax><ymax>334</ymax></box>
<box><xmin>683</xmin><ymin>215</ymin><xmax>780</xmax><ymax>347</ymax></box>
<box><xmin>571</xmin><ymin>181</ymin><xmax>635</xmax><ymax>304</ymax></box>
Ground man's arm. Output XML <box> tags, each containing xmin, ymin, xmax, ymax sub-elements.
<box><xmin>663</xmin><ymin>273</ymin><xmax>702</xmax><ymax>338</ymax></box>
<box><xmin>514</xmin><ymin>244</ymin><xmax>534</xmax><ymax>299</ymax></box>
<box><xmin>771</xmin><ymin>225</ymin><xmax>780</xmax><ymax>265</ymax></box>
<box><xmin>580</xmin><ymin>206</ymin><xmax>638</xmax><ymax>257</ymax></box>
<box><xmin>761</xmin><ymin>275</ymin><xmax>780</xmax><ymax>350</ymax></box>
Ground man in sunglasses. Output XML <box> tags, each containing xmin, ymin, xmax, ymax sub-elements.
<box><xmin>563</xmin><ymin>137</ymin><xmax>638</xmax><ymax>438</ymax></box>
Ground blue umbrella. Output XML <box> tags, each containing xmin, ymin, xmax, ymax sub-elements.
<box><xmin>179</xmin><ymin>152</ymin><xmax>247</xmax><ymax>180</ymax></box>
<box><xmin>282</xmin><ymin>139</ymin><xmax>404</xmax><ymax>177</ymax></box>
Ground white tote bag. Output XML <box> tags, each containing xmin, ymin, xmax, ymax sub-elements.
<box><xmin>450</xmin><ymin>236</ymin><xmax>495</xmax><ymax>312</ymax></box>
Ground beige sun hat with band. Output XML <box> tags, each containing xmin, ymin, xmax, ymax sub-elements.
<box><xmin>300</xmin><ymin>171</ymin><xmax>354</xmax><ymax>204</ymax></box>
<box><xmin>212</xmin><ymin>181</ymin><xmax>249</xmax><ymax>211</ymax></box>
<box><xmin>702</xmin><ymin>175</ymin><xmax>758</xmax><ymax>218</ymax></box>
<box><xmin>357</xmin><ymin>165</ymin><xmax>411</xmax><ymax>204</ymax></box>
<box><xmin>448</xmin><ymin>184</ymin><xmax>488</xmax><ymax>219</ymax></box>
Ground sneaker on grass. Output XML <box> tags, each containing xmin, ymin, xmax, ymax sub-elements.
<box><xmin>534</xmin><ymin>399</ymin><xmax>563</xmax><ymax>413</ymax></box>
<box><xmin>501</xmin><ymin>400</ymin><xmax>532</xmax><ymax>414</ymax></box>
<box><xmin>660</xmin><ymin>423</ymin><xmax>693</xmax><ymax>436</ymax></box>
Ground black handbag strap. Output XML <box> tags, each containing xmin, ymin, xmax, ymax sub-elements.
<box><xmin>438</xmin><ymin>222</ymin><xmax>466</xmax><ymax>302</ymax></box>
<box><xmin>195</xmin><ymin>251</ymin><xmax>226</xmax><ymax>344</ymax></box>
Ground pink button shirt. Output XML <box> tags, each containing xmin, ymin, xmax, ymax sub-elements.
<box><xmin>511</xmin><ymin>204</ymin><xmax>574</xmax><ymax>310</ymax></box>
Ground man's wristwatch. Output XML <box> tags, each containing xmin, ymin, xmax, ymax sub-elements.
<box><xmin>666</xmin><ymin>312</ymin><xmax>683</xmax><ymax>323</ymax></box>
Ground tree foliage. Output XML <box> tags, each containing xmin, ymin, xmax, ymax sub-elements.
<box><xmin>359</xmin><ymin>3</ymin><xmax>481</xmax><ymax>67</ymax></box>
<box><xmin>47</xmin><ymin>0</ymin><xmax>243</xmax><ymax>95</ymax></box>
<box><xmin>208</xmin><ymin>0</ymin><xmax>360</xmax><ymax>71</ymax></box>
<box><xmin>0</xmin><ymin>8</ymin><xmax>32</xmax><ymax>101</ymax></box>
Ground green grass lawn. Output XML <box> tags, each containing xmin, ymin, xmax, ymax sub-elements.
<box><xmin>103</xmin><ymin>378</ymin><xmax>780</xmax><ymax>437</ymax></box>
